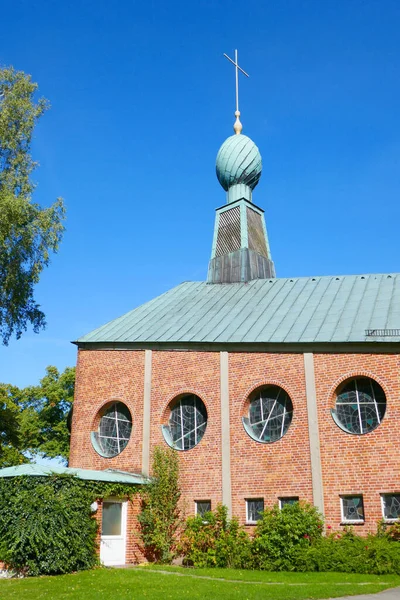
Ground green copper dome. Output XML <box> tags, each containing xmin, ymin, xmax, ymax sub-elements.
<box><xmin>216</xmin><ymin>134</ymin><xmax>262</xmax><ymax>192</ymax></box>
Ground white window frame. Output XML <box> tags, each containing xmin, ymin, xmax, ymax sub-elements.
<box><xmin>380</xmin><ymin>494</ymin><xmax>400</xmax><ymax>523</ymax></box>
<box><xmin>195</xmin><ymin>500</ymin><xmax>211</xmax><ymax>516</ymax></box>
<box><xmin>279</xmin><ymin>496</ymin><xmax>299</xmax><ymax>509</ymax></box>
<box><xmin>246</xmin><ymin>498</ymin><xmax>264</xmax><ymax>524</ymax></box>
<box><xmin>340</xmin><ymin>495</ymin><xmax>365</xmax><ymax>524</ymax></box>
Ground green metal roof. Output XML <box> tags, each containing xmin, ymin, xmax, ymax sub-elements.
<box><xmin>0</xmin><ymin>463</ymin><xmax>148</xmax><ymax>484</ymax></box>
<box><xmin>76</xmin><ymin>274</ymin><xmax>400</xmax><ymax>345</ymax></box>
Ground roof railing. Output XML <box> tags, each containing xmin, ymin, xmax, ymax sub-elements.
<box><xmin>365</xmin><ymin>329</ymin><xmax>400</xmax><ymax>337</ymax></box>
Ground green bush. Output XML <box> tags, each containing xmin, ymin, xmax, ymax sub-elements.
<box><xmin>177</xmin><ymin>500</ymin><xmax>400</xmax><ymax>575</ymax></box>
<box><xmin>295</xmin><ymin>528</ymin><xmax>400</xmax><ymax>575</ymax></box>
<box><xmin>0</xmin><ymin>475</ymin><xmax>99</xmax><ymax>576</ymax></box>
<box><xmin>379</xmin><ymin>520</ymin><xmax>400</xmax><ymax>542</ymax></box>
<box><xmin>178</xmin><ymin>504</ymin><xmax>251</xmax><ymax>568</ymax></box>
<box><xmin>138</xmin><ymin>446</ymin><xmax>183</xmax><ymax>564</ymax></box>
<box><xmin>251</xmin><ymin>501</ymin><xmax>324</xmax><ymax>571</ymax></box>
<box><xmin>0</xmin><ymin>474</ymin><xmax>136</xmax><ymax>576</ymax></box>
<box><xmin>294</xmin><ymin>528</ymin><xmax>400</xmax><ymax>575</ymax></box>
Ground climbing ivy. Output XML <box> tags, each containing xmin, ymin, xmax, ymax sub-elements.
<box><xmin>0</xmin><ymin>474</ymin><xmax>138</xmax><ymax>576</ymax></box>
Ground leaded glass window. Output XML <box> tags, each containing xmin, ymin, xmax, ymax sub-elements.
<box><xmin>196</xmin><ymin>500</ymin><xmax>211</xmax><ymax>517</ymax></box>
<box><xmin>168</xmin><ymin>395</ymin><xmax>207</xmax><ymax>451</ymax></box>
<box><xmin>382</xmin><ymin>495</ymin><xmax>400</xmax><ymax>520</ymax></box>
<box><xmin>333</xmin><ymin>378</ymin><xmax>386</xmax><ymax>435</ymax></box>
<box><xmin>246</xmin><ymin>499</ymin><xmax>264</xmax><ymax>523</ymax></box>
<box><xmin>341</xmin><ymin>496</ymin><xmax>364</xmax><ymax>522</ymax></box>
<box><xmin>279</xmin><ymin>497</ymin><xmax>299</xmax><ymax>509</ymax></box>
<box><xmin>246</xmin><ymin>386</ymin><xmax>293</xmax><ymax>443</ymax></box>
<box><xmin>96</xmin><ymin>402</ymin><xmax>132</xmax><ymax>458</ymax></box>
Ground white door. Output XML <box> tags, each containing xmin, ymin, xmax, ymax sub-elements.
<box><xmin>100</xmin><ymin>500</ymin><xmax>127</xmax><ymax>566</ymax></box>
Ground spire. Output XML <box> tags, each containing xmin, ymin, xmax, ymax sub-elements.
<box><xmin>207</xmin><ymin>51</ymin><xmax>275</xmax><ymax>284</ymax></box>
<box><xmin>223</xmin><ymin>50</ymin><xmax>249</xmax><ymax>134</ymax></box>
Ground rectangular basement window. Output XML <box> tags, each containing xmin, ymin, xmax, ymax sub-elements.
<box><xmin>340</xmin><ymin>495</ymin><xmax>365</xmax><ymax>524</ymax></box>
<box><xmin>246</xmin><ymin>499</ymin><xmax>264</xmax><ymax>524</ymax></box>
<box><xmin>195</xmin><ymin>500</ymin><xmax>211</xmax><ymax>517</ymax></box>
<box><xmin>381</xmin><ymin>494</ymin><xmax>400</xmax><ymax>522</ymax></box>
<box><xmin>279</xmin><ymin>497</ymin><xmax>299</xmax><ymax>509</ymax></box>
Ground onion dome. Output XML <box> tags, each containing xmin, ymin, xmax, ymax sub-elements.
<box><xmin>216</xmin><ymin>133</ymin><xmax>262</xmax><ymax>192</ymax></box>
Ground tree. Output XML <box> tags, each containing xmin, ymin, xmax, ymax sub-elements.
<box><xmin>0</xmin><ymin>66</ymin><xmax>65</xmax><ymax>345</ymax></box>
<box><xmin>138</xmin><ymin>446</ymin><xmax>183</xmax><ymax>563</ymax></box>
<box><xmin>0</xmin><ymin>383</ymin><xmax>25</xmax><ymax>467</ymax></box>
<box><xmin>19</xmin><ymin>366</ymin><xmax>75</xmax><ymax>463</ymax></box>
<box><xmin>0</xmin><ymin>365</ymin><xmax>75</xmax><ymax>466</ymax></box>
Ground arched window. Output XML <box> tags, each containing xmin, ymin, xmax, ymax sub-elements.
<box><xmin>242</xmin><ymin>385</ymin><xmax>293</xmax><ymax>443</ymax></box>
<box><xmin>162</xmin><ymin>394</ymin><xmax>207</xmax><ymax>451</ymax></box>
<box><xmin>91</xmin><ymin>402</ymin><xmax>132</xmax><ymax>457</ymax></box>
<box><xmin>332</xmin><ymin>377</ymin><xmax>386</xmax><ymax>435</ymax></box>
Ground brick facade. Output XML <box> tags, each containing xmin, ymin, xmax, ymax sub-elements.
<box><xmin>314</xmin><ymin>353</ymin><xmax>400</xmax><ymax>533</ymax></box>
<box><xmin>70</xmin><ymin>347</ymin><xmax>400</xmax><ymax>563</ymax></box>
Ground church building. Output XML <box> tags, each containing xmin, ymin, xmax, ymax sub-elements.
<box><xmin>69</xmin><ymin>65</ymin><xmax>400</xmax><ymax>565</ymax></box>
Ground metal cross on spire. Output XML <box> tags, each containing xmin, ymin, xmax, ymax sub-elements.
<box><xmin>223</xmin><ymin>49</ymin><xmax>249</xmax><ymax>134</ymax></box>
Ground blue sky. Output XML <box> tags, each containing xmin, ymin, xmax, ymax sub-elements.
<box><xmin>1</xmin><ymin>0</ymin><xmax>400</xmax><ymax>388</ymax></box>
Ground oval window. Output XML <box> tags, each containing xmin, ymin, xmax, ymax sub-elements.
<box><xmin>332</xmin><ymin>377</ymin><xmax>386</xmax><ymax>435</ymax></box>
<box><xmin>243</xmin><ymin>385</ymin><xmax>293</xmax><ymax>443</ymax></box>
<box><xmin>92</xmin><ymin>402</ymin><xmax>132</xmax><ymax>457</ymax></box>
<box><xmin>162</xmin><ymin>394</ymin><xmax>207</xmax><ymax>451</ymax></box>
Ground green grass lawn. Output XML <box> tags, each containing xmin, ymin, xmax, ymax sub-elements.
<box><xmin>0</xmin><ymin>566</ymin><xmax>399</xmax><ymax>599</ymax></box>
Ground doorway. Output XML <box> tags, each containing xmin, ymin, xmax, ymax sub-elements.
<box><xmin>100</xmin><ymin>499</ymin><xmax>127</xmax><ymax>565</ymax></box>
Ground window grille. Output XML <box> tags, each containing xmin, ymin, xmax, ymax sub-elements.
<box><xmin>167</xmin><ymin>394</ymin><xmax>207</xmax><ymax>451</ymax></box>
<box><xmin>244</xmin><ymin>386</ymin><xmax>293</xmax><ymax>443</ymax></box>
<box><xmin>246</xmin><ymin>499</ymin><xmax>264</xmax><ymax>523</ymax></box>
<box><xmin>247</xmin><ymin>207</ymin><xmax>268</xmax><ymax>256</ymax></box>
<box><xmin>95</xmin><ymin>402</ymin><xmax>132</xmax><ymax>458</ymax></box>
<box><xmin>332</xmin><ymin>377</ymin><xmax>386</xmax><ymax>435</ymax></box>
<box><xmin>341</xmin><ymin>496</ymin><xmax>364</xmax><ymax>523</ymax></box>
<box><xmin>381</xmin><ymin>495</ymin><xmax>400</xmax><ymax>521</ymax></box>
<box><xmin>195</xmin><ymin>500</ymin><xmax>211</xmax><ymax>517</ymax></box>
<box><xmin>279</xmin><ymin>497</ymin><xmax>299</xmax><ymax>509</ymax></box>
<box><xmin>215</xmin><ymin>206</ymin><xmax>241</xmax><ymax>257</ymax></box>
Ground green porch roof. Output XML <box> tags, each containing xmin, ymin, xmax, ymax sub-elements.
<box><xmin>75</xmin><ymin>273</ymin><xmax>400</xmax><ymax>346</ymax></box>
<box><xmin>0</xmin><ymin>463</ymin><xmax>148</xmax><ymax>484</ymax></box>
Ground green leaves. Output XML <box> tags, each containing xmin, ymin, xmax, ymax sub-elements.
<box><xmin>179</xmin><ymin>504</ymin><xmax>252</xmax><ymax>568</ymax></box>
<box><xmin>0</xmin><ymin>383</ymin><xmax>26</xmax><ymax>466</ymax></box>
<box><xmin>0</xmin><ymin>475</ymin><xmax>99</xmax><ymax>576</ymax></box>
<box><xmin>252</xmin><ymin>502</ymin><xmax>324</xmax><ymax>571</ymax></box>
<box><xmin>138</xmin><ymin>446</ymin><xmax>182</xmax><ymax>563</ymax></box>
<box><xmin>0</xmin><ymin>67</ymin><xmax>65</xmax><ymax>344</ymax></box>
<box><xmin>0</xmin><ymin>365</ymin><xmax>75</xmax><ymax>466</ymax></box>
<box><xmin>0</xmin><ymin>474</ymin><xmax>139</xmax><ymax>576</ymax></box>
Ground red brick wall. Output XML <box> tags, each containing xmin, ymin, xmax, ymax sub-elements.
<box><xmin>150</xmin><ymin>351</ymin><xmax>222</xmax><ymax>516</ymax></box>
<box><xmin>69</xmin><ymin>349</ymin><xmax>145</xmax><ymax>473</ymax></box>
<box><xmin>71</xmin><ymin>347</ymin><xmax>400</xmax><ymax>562</ymax></box>
<box><xmin>229</xmin><ymin>353</ymin><xmax>314</xmax><ymax>525</ymax></box>
<box><xmin>314</xmin><ymin>353</ymin><xmax>400</xmax><ymax>533</ymax></box>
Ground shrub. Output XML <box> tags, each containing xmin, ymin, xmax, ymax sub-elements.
<box><xmin>294</xmin><ymin>527</ymin><xmax>400</xmax><ymax>575</ymax></box>
<box><xmin>0</xmin><ymin>475</ymin><xmax>99</xmax><ymax>576</ymax></box>
<box><xmin>0</xmin><ymin>473</ymin><xmax>137</xmax><ymax>576</ymax></box>
<box><xmin>251</xmin><ymin>501</ymin><xmax>324</xmax><ymax>570</ymax></box>
<box><xmin>178</xmin><ymin>504</ymin><xmax>251</xmax><ymax>568</ymax></box>
<box><xmin>379</xmin><ymin>520</ymin><xmax>400</xmax><ymax>542</ymax></box>
<box><xmin>138</xmin><ymin>446</ymin><xmax>183</xmax><ymax>563</ymax></box>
